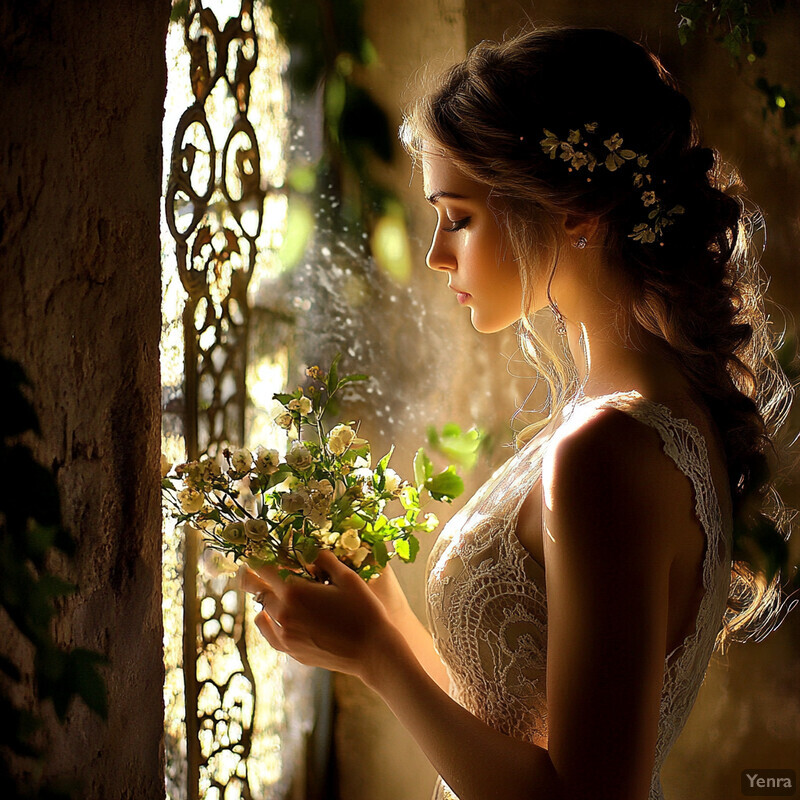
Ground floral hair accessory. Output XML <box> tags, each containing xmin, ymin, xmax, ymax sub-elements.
<box><xmin>539</xmin><ymin>122</ymin><xmax>685</xmax><ymax>245</ymax></box>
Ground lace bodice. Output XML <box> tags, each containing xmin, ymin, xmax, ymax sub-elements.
<box><xmin>426</xmin><ymin>391</ymin><xmax>733</xmax><ymax>800</ymax></box>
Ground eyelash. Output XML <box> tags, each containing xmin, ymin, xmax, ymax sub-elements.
<box><xmin>442</xmin><ymin>216</ymin><xmax>470</xmax><ymax>233</ymax></box>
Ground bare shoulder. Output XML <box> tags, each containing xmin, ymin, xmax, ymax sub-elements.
<box><xmin>542</xmin><ymin>405</ymin><xmax>692</xmax><ymax>562</ymax></box>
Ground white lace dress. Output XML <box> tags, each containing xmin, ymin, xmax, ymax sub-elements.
<box><xmin>426</xmin><ymin>391</ymin><xmax>733</xmax><ymax>800</ymax></box>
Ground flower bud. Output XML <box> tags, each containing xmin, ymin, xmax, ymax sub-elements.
<box><xmin>288</xmin><ymin>395</ymin><xmax>313</xmax><ymax>415</ymax></box>
<box><xmin>244</xmin><ymin>518</ymin><xmax>270</xmax><ymax>541</ymax></box>
<box><xmin>275</xmin><ymin>411</ymin><xmax>294</xmax><ymax>429</ymax></box>
<box><xmin>220</xmin><ymin>521</ymin><xmax>246</xmax><ymax>545</ymax></box>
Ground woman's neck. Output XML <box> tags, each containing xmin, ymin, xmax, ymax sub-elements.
<box><xmin>563</xmin><ymin>316</ymin><xmax>693</xmax><ymax>404</ymax></box>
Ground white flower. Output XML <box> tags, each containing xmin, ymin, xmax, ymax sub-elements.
<box><xmin>288</xmin><ymin>395</ymin><xmax>313</xmax><ymax>415</ymax></box>
<box><xmin>383</xmin><ymin>468</ymin><xmax>402</xmax><ymax>495</ymax></box>
<box><xmin>254</xmin><ymin>447</ymin><xmax>280</xmax><ymax>475</ymax></box>
<box><xmin>281</xmin><ymin>491</ymin><xmax>306</xmax><ymax>514</ymax></box>
<box><xmin>275</xmin><ymin>411</ymin><xmax>294</xmax><ymax>429</ymax></box>
<box><xmin>327</xmin><ymin>424</ymin><xmax>356</xmax><ymax>455</ymax></box>
<box><xmin>317</xmin><ymin>529</ymin><xmax>339</xmax><ymax>547</ymax></box>
<box><xmin>422</xmin><ymin>512</ymin><xmax>439</xmax><ymax>533</ymax></box>
<box><xmin>178</xmin><ymin>487</ymin><xmax>204</xmax><ymax>514</ymax></box>
<box><xmin>231</xmin><ymin>447</ymin><xmax>253</xmax><ymax>473</ymax></box>
<box><xmin>286</xmin><ymin>442</ymin><xmax>313</xmax><ymax>471</ymax></box>
<box><xmin>339</xmin><ymin>529</ymin><xmax>361</xmax><ymax>551</ymax></box>
<box><xmin>351</xmin><ymin>468</ymin><xmax>374</xmax><ymax>497</ymax></box>
<box><xmin>200</xmin><ymin>458</ymin><xmax>221</xmax><ymax>480</ymax></box>
<box><xmin>244</xmin><ymin>518</ymin><xmax>270</xmax><ymax>541</ymax></box>
<box><xmin>200</xmin><ymin>548</ymin><xmax>239</xmax><ymax>578</ymax></box>
<box><xmin>220</xmin><ymin>521</ymin><xmax>246</xmax><ymax>544</ymax></box>
<box><xmin>314</xmin><ymin>478</ymin><xmax>334</xmax><ymax>497</ymax></box>
<box><xmin>160</xmin><ymin>453</ymin><xmax>173</xmax><ymax>479</ymax></box>
<box><xmin>350</xmin><ymin>546</ymin><xmax>370</xmax><ymax>568</ymax></box>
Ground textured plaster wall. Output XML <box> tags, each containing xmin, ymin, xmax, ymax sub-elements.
<box><xmin>0</xmin><ymin>2</ymin><xmax>170</xmax><ymax>797</ymax></box>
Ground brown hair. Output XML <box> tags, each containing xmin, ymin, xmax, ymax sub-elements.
<box><xmin>401</xmin><ymin>26</ymin><xmax>796</xmax><ymax>650</ymax></box>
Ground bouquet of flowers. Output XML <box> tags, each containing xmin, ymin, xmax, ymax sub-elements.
<box><xmin>162</xmin><ymin>356</ymin><xmax>464</xmax><ymax>582</ymax></box>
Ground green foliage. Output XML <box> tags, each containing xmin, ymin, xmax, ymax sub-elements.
<box><xmin>0</xmin><ymin>356</ymin><xmax>108</xmax><ymax>798</ymax></box>
<box><xmin>675</xmin><ymin>0</ymin><xmax>798</xmax><ymax>157</ymax></box>
<box><xmin>426</xmin><ymin>423</ymin><xmax>487</xmax><ymax>472</ymax></box>
<box><xmin>267</xmin><ymin>0</ymin><xmax>410</xmax><ymax>276</ymax></box>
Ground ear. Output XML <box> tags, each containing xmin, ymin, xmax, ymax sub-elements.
<box><xmin>562</xmin><ymin>213</ymin><xmax>602</xmax><ymax>245</ymax></box>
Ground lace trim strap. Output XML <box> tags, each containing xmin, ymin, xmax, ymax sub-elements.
<box><xmin>589</xmin><ymin>391</ymin><xmax>728</xmax><ymax>660</ymax></box>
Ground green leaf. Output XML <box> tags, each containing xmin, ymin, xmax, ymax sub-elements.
<box><xmin>341</xmin><ymin>514</ymin><xmax>367</xmax><ymax>530</ymax></box>
<box><xmin>371</xmin><ymin>540</ymin><xmax>389</xmax><ymax>568</ymax></box>
<box><xmin>273</xmin><ymin>392</ymin><xmax>295</xmax><ymax>405</ymax></box>
<box><xmin>399</xmin><ymin>485</ymin><xmax>419</xmax><ymax>511</ymax></box>
<box><xmin>413</xmin><ymin>448</ymin><xmax>433</xmax><ymax>488</ymax></box>
<box><xmin>426</xmin><ymin>423</ymin><xmax>485</xmax><ymax>471</ymax></box>
<box><xmin>377</xmin><ymin>445</ymin><xmax>394</xmax><ymax>473</ymax></box>
<box><xmin>425</xmin><ymin>466</ymin><xmax>464</xmax><ymax>501</ymax></box>
<box><xmin>394</xmin><ymin>536</ymin><xmax>420</xmax><ymax>563</ymax></box>
<box><xmin>327</xmin><ymin>352</ymin><xmax>342</xmax><ymax>394</ymax></box>
<box><xmin>67</xmin><ymin>649</ymin><xmax>108</xmax><ymax>719</ymax></box>
<box><xmin>338</xmin><ymin>373</ymin><xmax>369</xmax><ymax>387</ymax></box>
<box><xmin>300</xmin><ymin>538</ymin><xmax>320</xmax><ymax>565</ymax></box>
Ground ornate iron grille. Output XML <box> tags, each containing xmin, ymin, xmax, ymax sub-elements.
<box><xmin>161</xmin><ymin>2</ymin><xmax>307</xmax><ymax>798</ymax></box>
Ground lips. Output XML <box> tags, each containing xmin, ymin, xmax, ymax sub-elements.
<box><xmin>450</xmin><ymin>286</ymin><xmax>471</xmax><ymax>305</ymax></box>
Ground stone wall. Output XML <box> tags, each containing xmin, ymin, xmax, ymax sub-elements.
<box><xmin>0</xmin><ymin>2</ymin><xmax>170</xmax><ymax>797</ymax></box>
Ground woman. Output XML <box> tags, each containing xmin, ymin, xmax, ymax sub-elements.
<box><xmin>242</xmin><ymin>27</ymin><xmax>794</xmax><ymax>800</ymax></box>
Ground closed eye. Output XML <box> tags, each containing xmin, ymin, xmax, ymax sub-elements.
<box><xmin>442</xmin><ymin>216</ymin><xmax>470</xmax><ymax>233</ymax></box>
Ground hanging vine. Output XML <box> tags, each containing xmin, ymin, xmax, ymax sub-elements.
<box><xmin>676</xmin><ymin>0</ymin><xmax>799</xmax><ymax>158</ymax></box>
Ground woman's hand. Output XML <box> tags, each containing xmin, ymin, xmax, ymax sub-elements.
<box><xmin>240</xmin><ymin>549</ymin><xmax>396</xmax><ymax>682</ymax></box>
<box><xmin>364</xmin><ymin>561</ymin><xmax>415</xmax><ymax>621</ymax></box>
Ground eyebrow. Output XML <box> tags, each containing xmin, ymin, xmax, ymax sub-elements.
<box><xmin>425</xmin><ymin>190</ymin><xmax>469</xmax><ymax>205</ymax></box>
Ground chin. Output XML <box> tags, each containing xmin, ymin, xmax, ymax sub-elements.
<box><xmin>470</xmin><ymin>313</ymin><xmax>518</xmax><ymax>334</ymax></box>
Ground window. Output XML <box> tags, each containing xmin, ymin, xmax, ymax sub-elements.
<box><xmin>160</xmin><ymin>2</ymin><xmax>315</xmax><ymax>797</ymax></box>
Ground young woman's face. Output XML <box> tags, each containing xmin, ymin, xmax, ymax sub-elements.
<box><xmin>422</xmin><ymin>155</ymin><xmax>523</xmax><ymax>333</ymax></box>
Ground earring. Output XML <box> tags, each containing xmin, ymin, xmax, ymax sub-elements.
<box><xmin>550</xmin><ymin>300</ymin><xmax>567</xmax><ymax>336</ymax></box>
<box><xmin>573</xmin><ymin>236</ymin><xmax>587</xmax><ymax>250</ymax></box>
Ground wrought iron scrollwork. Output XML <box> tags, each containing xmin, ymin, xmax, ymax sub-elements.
<box><xmin>165</xmin><ymin>2</ymin><xmax>269</xmax><ymax>798</ymax></box>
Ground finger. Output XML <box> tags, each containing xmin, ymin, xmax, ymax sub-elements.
<box><xmin>255</xmin><ymin>610</ymin><xmax>285</xmax><ymax>651</ymax></box>
<box><xmin>251</xmin><ymin>560</ymin><xmax>283</xmax><ymax>583</ymax></box>
<box><xmin>313</xmin><ymin>548</ymin><xmax>358</xmax><ymax>585</ymax></box>
<box><xmin>240</xmin><ymin>566</ymin><xmax>270</xmax><ymax>595</ymax></box>
<box><xmin>254</xmin><ymin>586</ymin><xmax>282</xmax><ymax>624</ymax></box>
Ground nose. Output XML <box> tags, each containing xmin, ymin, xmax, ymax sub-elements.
<box><xmin>426</xmin><ymin>227</ymin><xmax>456</xmax><ymax>272</ymax></box>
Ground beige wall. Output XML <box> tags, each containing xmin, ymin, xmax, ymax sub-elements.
<box><xmin>0</xmin><ymin>2</ymin><xmax>169</xmax><ymax>796</ymax></box>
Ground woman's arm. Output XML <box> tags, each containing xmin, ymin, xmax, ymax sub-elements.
<box><xmin>541</xmin><ymin>408</ymin><xmax>678</xmax><ymax>800</ymax></box>
<box><xmin>245</xmin><ymin>406</ymin><xmax>681</xmax><ymax>800</ymax></box>
<box><xmin>244</xmin><ymin>552</ymin><xmax>561</xmax><ymax>800</ymax></box>
<box><xmin>366</xmin><ymin>562</ymin><xmax>451</xmax><ymax>692</ymax></box>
